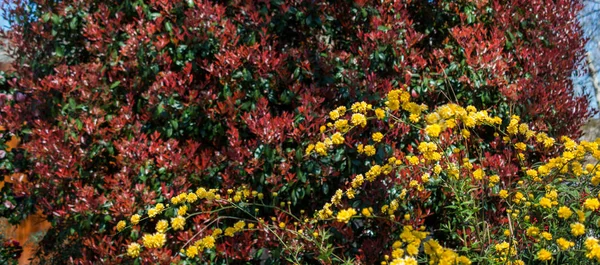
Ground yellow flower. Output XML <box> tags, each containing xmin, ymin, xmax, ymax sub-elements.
<box><xmin>472</xmin><ymin>169</ymin><xmax>484</xmax><ymax>180</ymax></box>
<box><xmin>171</xmin><ymin>216</ymin><xmax>185</xmax><ymax>231</ymax></box>
<box><xmin>116</xmin><ymin>220</ymin><xmax>126</xmax><ymax>232</ymax></box>
<box><xmin>234</xmin><ymin>220</ymin><xmax>246</xmax><ymax>231</ymax></box>
<box><xmin>156</xmin><ymin>220</ymin><xmax>169</xmax><ymax>233</ymax></box>
<box><xmin>346</xmin><ymin>188</ymin><xmax>355</xmax><ymax>199</ymax></box>
<box><xmin>331</xmin><ymin>132</ymin><xmax>344</xmax><ymax>145</ymax></box>
<box><xmin>425</xmin><ymin>124</ymin><xmax>442</xmax><ymax>138</ymax></box>
<box><xmin>375</xmin><ymin>108</ymin><xmax>386</xmax><ymax>119</ymax></box>
<box><xmin>148</xmin><ymin>208</ymin><xmax>159</xmax><ymax>218</ymax></box>
<box><xmin>526</xmin><ymin>226</ymin><xmax>540</xmax><ymax>237</ymax></box>
<box><xmin>513</xmin><ymin>192</ymin><xmax>525</xmax><ymax>204</ymax></box>
<box><xmin>351</xmin><ymin>113</ymin><xmax>367</xmax><ymax>127</ymax></box>
<box><xmin>278</xmin><ymin>222</ymin><xmax>286</xmax><ymax>229</ymax></box>
<box><xmin>202</xmin><ymin>235</ymin><xmax>216</xmax><ymax>249</ymax></box>
<box><xmin>224</xmin><ymin>227</ymin><xmax>236</xmax><ymax>237</ymax></box>
<box><xmin>541</xmin><ymin>232</ymin><xmax>552</xmax><ymax>240</ymax></box>
<box><xmin>305</xmin><ymin>144</ymin><xmax>315</xmax><ymax>155</ymax></box>
<box><xmin>495</xmin><ymin>241</ymin><xmax>510</xmax><ymax>253</ymax></box>
<box><xmin>539</xmin><ymin>197</ymin><xmax>552</xmax><ymax>208</ymax></box>
<box><xmin>315</xmin><ymin>142</ymin><xmax>327</xmax><ymax>156</ymax></box>
<box><xmin>177</xmin><ymin>205</ymin><xmax>188</xmax><ymax>216</ymax></box>
<box><xmin>571</xmin><ymin>222</ymin><xmax>586</xmax><ymax>237</ymax></box>
<box><xmin>351</xmin><ymin>101</ymin><xmax>372</xmax><ymax>113</ymax></box>
<box><xmin>515</xmin><ymin>142</ymin><xmax>527</xmax><ymax>151</ymax></box>
<box><xmin>130</xmin><ymin>214</ymin><xmax>140</xmax><ymax>225</ymax></box>
<box><xmin>406</xmin><ymin>243</ymin><xmax>419</xmax><ymax>256</ymax></box>
<box><xmin>127</xmin><ymin>242</ymin><xmax>141</xmax><ymax>258</ymax></box>
<box><xmin>364</xmin><ymin>145</ymin><xmax>376</xmax><ymax>156</ymax></box>
<box><xmin>334</xmin><ymin>119</ymin><xmax>349</xmax><ymax>132</ymax></box>
<box><xmin>536</xmin><ymin>249</ymin><xmax>552</xmax><ymax>261</ymax></box>
<box><xmin>407</xmin><ymin>156</ymin><xmax>419</xmax><ymax>165</ymax></box>
<box><xmin>186</xmin><ymin>245</ymin><xmax>199</xmax><ymax>258</ymax></box>
<box><xmin>329</xmin><ymin>110</ymin><xmax>340</xmax><ymax>120</ymax></box>
<box><xmin>585</xmin><ymin>198</ymin><xmax>600</xmax><ymax>211</ymax></box>
<box><xmin>336</xmin><ymin>208</ymin><xmax>357</xmax><ymax>224</ymax></box>
<box><xmin>361</xmin><ymin>208</ymin><xmax>372</xmax><ymax>217</ymax></box>
<box><xmin>372</xmin><ymin>132</ymin><xmax>384</xmax><ymax>142</ymax></box>
<box><xmin>557</xmin><ymin>206</ymin><xmax>573</xmax><ymax>220</ymax></box>
<box><xmin>498</xmin><ymin>190</ymin><xmax>509</xmax><ymax>199</ymax></box>
<box><xmin>578</xmin><ymin>210</ymin><xmax>586</xmax><ymax>222</ymax></box>
<box><xmin>556</xmin><ymin>238</ymin><xmax>575</xmax><ymax>250</ymax></box>
<box><xmin>142</xmin><ymin>232</ymin><xmax>166</xmax><ymax>248</ymax></box>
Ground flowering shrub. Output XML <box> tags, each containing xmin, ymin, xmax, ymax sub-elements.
<box><xmin>0</xmin><ymin>0</ymin><xmax>592</xmax><ymax>263</ymax></box>
<box><xmin>113</xmin><ymin>88</ymin><xmax>600</xmax><ymax>264</ymax></box>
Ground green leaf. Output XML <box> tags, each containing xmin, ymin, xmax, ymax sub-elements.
<box><xmin>110</xmin><ymin>81</ymin><xmax>121</xmax><ymax>89</ymax></box>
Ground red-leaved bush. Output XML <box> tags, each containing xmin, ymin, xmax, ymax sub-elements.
<box><xmin>0</xmin><ymin>0</ymin><xmax>591</xmax><ymax>263</ymax></box>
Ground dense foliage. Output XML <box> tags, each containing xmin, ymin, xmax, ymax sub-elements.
<box><xmin>0</xmin><ymin>0</ymin><xmax>592</xmax><ymax>264</ymax></box>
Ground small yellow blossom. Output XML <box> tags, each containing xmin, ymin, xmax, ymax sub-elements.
<box><xmin>331</xmin><ymin>132</ymin><xmax>344</xmax><ymax>145</ymax></box>
<box><xmin>585</xmin><ymin>198</ymin><xmax>600</xmax><ymax>211</ymax></box>
<box><xmin>351</xmin><ymin>113</ymin><xmax>367</xmax><ymax>127</ymax></box>
<box><xmin>571</xmin><ymin>222</ymin><xmax>586</xmax><ymax>237</ymax></box>
<box><xmin>336</xmin><ymin>208</ymin><xmax>357</xmax><ymax>223</ymax></box>
<box><xmin>372</xmin><ymin>132</ymin><xmax>384</xmax><ymax>142</ymax></box>
<box><xmin>472</xmin><ymin>168</ymin><xmax>484</xmax><ymax>180</ymax></box>
<box><xmin>425</xmin><ymin>124</ymin><xmax>442</xmax><ymax>138</ymax></box>
<box><xmin>186</xmin><ymin>245</ymin><xmax>199</xmax><ymax>258</ymax></box>
<box><xmin>116</xmin><ymin>220</ymin><xmax>126</xmax><ymax>232</ymax></box>
<box><xmin>364</xmin><ymin>145</ymin><xmax>376</xmax><ymax>156</ymax></box>
<box><xmin>498</xmin><ymin>190</ymin><xmax>509</xmax><ymax>199</ymax></box>
<box><xmin>375</xmin><ymin>108</ymin><xmax>386</xmax><ymax>119</ymax></box>
<box><xmin>127</xmin><ymin>242</ymin><xmax>141</xmax><ymax>257</ymax></box>
<box><xmin>557</xmin><ymin>206</ymin><xmax>573</xmax><ymax>220</ymax></box>
<box><xmin>142</xmin><ymin>232</ymin><xmax>166</xmax><ymax>248</ymax></box>
<box><xmin>171</xmin><ymin>216</ymin><xmax>185</xmax><ymax>231</ymax></box>
<box><xmin>556</xmin><ymin>238</ymin><xmax>575</xmax><ymax>250</ymax></box>
<box><xmin>156</xmin><ymin>220</ymin><xmax>169</xmax><ymax>233</ymax></box>
<box><xmin>130</xmin><ymin>214</ymin><xmax>140</xmax><ymax>225</ymax></box>
<box><xmin>536</xmin><ymin>249</ymin><xmax>552</xmax><ymax>261</ymax></box>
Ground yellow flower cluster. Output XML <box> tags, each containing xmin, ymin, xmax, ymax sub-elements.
<box><xmin>116</xmin><ymin>220</ymin><xmax>126</xmax><ymax>232</ymax></box>
<box><xmin>423</xmin><ymin>238</ymin><xmax>471</xmax><ymax>265</ymax></box>
<box><xmin>126</xmin><ymin>242</ymin><xmax>141</xmax><ymax>258</ymax></box>
<box><xmin>536</xmin><ymin>249</ymin><xmax>552</xmax><ymax>261</ymax></box>
<box><xmin>171</xmin><ymin>216</ymin><xmax>185</xmax><ymax>231</ymax></box>
<box><xmin>556</xmin><ymin>237</ymin><xmax>575</xmax><ymax>251</ymax></box>
<box><xmin>586</xmin><ymin>237</ymin><xmax>600</xmax><ymax>261</ymax></box>
<box><xmin>224</xmin><ymin>220</ymin><xmax>246</xmax><ymax>237</ymax></box>
<box><xmin>185</xmin><ymin>235</ymin><xmax>217</xmax><ymax>258</ymax></box>
<box><xmin>335</xmin><ymin>208</ymin><xmax>357</xmax><ymax>223</ymax></box>
<box><xmin>156</xmin><ymin>219</ymin><xmax>169</xmax><ymax>233</ymax></box>
<box><xmin>142</xmin><ymin>232</ymin><xmax>166</xmax><ymax>249</ymax></box>
<box><xmin>148</xmin><ymin>203</ymin><xmax>165</xmax><ymax>218</ymax></box>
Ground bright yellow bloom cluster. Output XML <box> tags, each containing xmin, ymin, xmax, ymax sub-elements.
<box><xmin>224</xmin><ymin>220</ymin><xmax>246</xmax><ymax>237</ymax></box>
<box><xmin>156</xmin><ymin>219</ymin><xmax>168</xmax><ymax>233</ymax></box>
<box><xmin>556</xmin><ymin>237</ymin><xmax>575</xmax><ymax>250</ymax></box>
<box><xmin>586</xmin><ymin>237</ymin><xmax>600</xmax><ymax>261</ymax></box>
<box><xmin>142</xmin><ymin>232</ymin><xmax>166</xmax><ymax>249</ymax></box>
<box><xmin>336</xmin><ymin>208</ymin><xmax>357</xmax><ymax>223</ymax></box>
<box><xmin>570</xmin><ymin>222</ymin><xmax>586</xmax><ymax>237</ymax></box>
<box><xmin>584</xmin><ymin>198</ymin><xmax>600</xmax><ymax>211</ymax></box>
<box><xmin>557</xmin><ymin>206</ymin><xmax>573</xmax><ymax>219</ymax></box>
<box><xmin>130</xmin><ymin>214</ymin><xmax>140</xmax><ymax>225</ymax></box>
<box><xmin>147</xmin><ymin>203</ymin><xmax>165</xmax><ymax>218</ymax></box>
<box><xmin>423</xmin><ymin>239</ymin><xmax>471</xmax><ymax>265</ymax></box>
<box><xmin>127</xmin><ymin>242</ymin><xmax>141</xmax><ymax>258</ymax></box>
<box><xmin>536</xmin><ymin>249</ymin><xmax>552</xmax><ymax>261</ymax></box>
<box><xmin>171</xmin><ymin>216</ymin><xmax>185</xmax><ymax>231</ymax></box>
<box><xmin>116</xmin><ymin>220</ymin><xmax>126</xmax><ymax>232</ymax></box>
